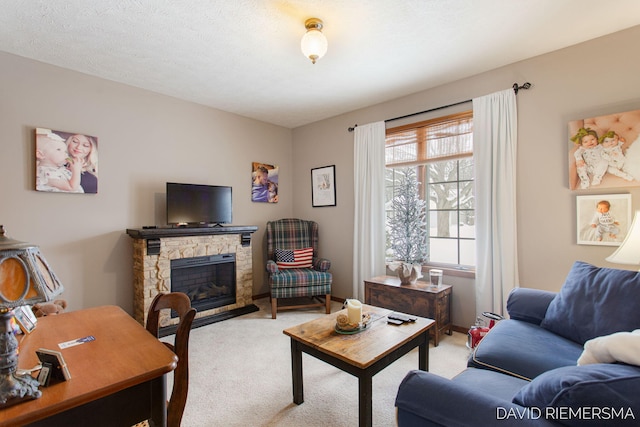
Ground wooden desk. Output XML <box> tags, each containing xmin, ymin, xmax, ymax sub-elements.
<box><xmin>2</xmin><ymin>306</ymin><xmax>177</xmax><ymax>427</ymax></box>
<box><xmin>283</xmin><ymin>304</ymin><xmax>434</xmax><ymax>427</ymax></box>
<box><xmin>364</xmin><ymin>275</ymin><xmax>452</xmax><ymax>346</ymax></box>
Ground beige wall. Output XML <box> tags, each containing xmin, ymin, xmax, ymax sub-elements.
<box><xmin>0</xmin><ymin>52</ymin><xmax>293</xmax><ymax>313</ymax></box>
<box><xmin>292</xmin><ymin>25</ymin><xmax>640</xmax><ymax>328</ymax></box>
<box><xmin>3</xmin><ymin>26</ymin><xmax>640</xmax><ymax>328</ymax></box>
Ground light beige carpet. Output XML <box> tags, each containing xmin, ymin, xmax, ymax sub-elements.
<box><xmin>174</xmin><ymin>298</ymin><xmax>469</xmax><ymax>427</ymax></box>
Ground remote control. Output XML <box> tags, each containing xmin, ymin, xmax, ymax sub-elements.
<box><xmin>387</xmin><ymin>318</ymin><xmax>403</xmax><ymax>325</ymax></box>
<box><xmin>389</xmin><ymin>312</ymin><xmax>417</xmax><ymax>322</ymax></box>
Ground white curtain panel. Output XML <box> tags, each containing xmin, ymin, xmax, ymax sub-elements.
<box><xmin>473</xmin><ymin>89</ymin><xmax>519</xmax><ymax>316</ymax></box>
<box><xmin>353</xmin><ymin>121</ymin><xmax>387</xmax><ymax>300</ymax></box>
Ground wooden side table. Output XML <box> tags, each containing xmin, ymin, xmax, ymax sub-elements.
<box><xmin>364</xmin><ymin>275</ymin><xmax>452</xmax><ymax>346</ymax></box>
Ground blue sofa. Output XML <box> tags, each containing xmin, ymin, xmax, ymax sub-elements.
<box><xmin>395</xmin><ymin>261</ymin><xmax>640</xmax><ymax>426</ymax></box>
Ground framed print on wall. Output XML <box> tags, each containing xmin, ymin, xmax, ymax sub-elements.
<box><xmin>35</xmin><ymin>128</ymin><xmax>99</xmax><ymax>194</ymax></box>
<box><xmin>311</xmin><ymin>165</ymin><xmax>336</xmax><ymax>207</ymax></box>
<box><xmin>568</xmin><ymin>109</ymin><xmax>640</xmax><ymax>191</ymax></box>
<box><xmin>576</xmin><ymin>194</ymin><xmax>631</xmax><ymax>246</ymax></box>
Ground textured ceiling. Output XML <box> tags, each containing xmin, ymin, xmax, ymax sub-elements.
<box><xmin>1</xmin><ymin>0</ymin><xmax>640</xmax><ymax>128</ymax></box>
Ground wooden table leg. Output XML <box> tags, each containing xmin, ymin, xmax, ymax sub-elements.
<box><xmin>358</xmin><ymin>374</ymin><xmax>373</xmax><ymax>427</ymax></box>
<box><xmin>419</xmin><ymin>332</ymin><xmax>429</xmax><ymax>371</ymax></box>
<box><xmin>291</xmin><ymin>339</ymin><xmax>304</xmax><ymax>404</ymax></box>
<box><xmin>149</xmin><ymin>376</ymin><xmax>167</xmax><ymax>427</ymax></box>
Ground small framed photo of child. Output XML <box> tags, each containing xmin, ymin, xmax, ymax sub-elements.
<box><xmin>35</xmin><ymin>128</ymin><xmax>99</xmax><ymax>194</ymax></box>
<box><xmin>568</xmin><ymin>109</ymin><xmax>640</xmax><ymax>191</ymax></box>
<box><xmin>576</xmin><ymin>194</ymin><xmax>631</xmax><ymax>246</ymax></box>
<box><xmin>13</xmin><ymin>305</ymin><xmax>38</xmax><ymax>334</ymax></box>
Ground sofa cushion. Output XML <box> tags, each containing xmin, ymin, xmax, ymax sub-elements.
<box><xmin>453</xmin><ymin>368</ymin><xmax>530</xmax><ymax>401</ymax></box>
<box><xmin>540</xmin><ymin>261</ymin><xmax>640</xmax><ymax>344</ymax></box>
<box><xmin>469</xmin><ymin>319</ymin><xmax>583</xmax><ymax>380</ymax></box>
<box><xmin>578</xmin><ymin>329</ymin><xmax>640</xmax><ymax>366</ymax></box>
<box><xmin>513</xmin><ymin>364</ymin><xmax>640</xmax><ymax>426</ymax></box>
<box><xmin>396</xmin><ymin>369</ymin><xmax>539</xmax><ymax>427</ymax></box>
<box><xmin>506</xmin><ymin>288</ymin><xmax>557</xmax><ymax>325</ymax></box>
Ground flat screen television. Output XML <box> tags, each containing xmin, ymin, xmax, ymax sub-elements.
<box><xmin>166</xmin><ymin>182</ymin><xmax>232</xmax><ymax>226</ymax></box>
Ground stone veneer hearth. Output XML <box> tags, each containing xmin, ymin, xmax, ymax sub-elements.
<box><xmin>126</xmin><ymin>226</ymin><xmax>258</xmax><ymax>331</ymax></box>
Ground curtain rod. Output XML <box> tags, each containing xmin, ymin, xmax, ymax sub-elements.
<box><xmin>347</xmin><ymin>82</ymin><xmax>532</xmax><ymax>132</ymax></box>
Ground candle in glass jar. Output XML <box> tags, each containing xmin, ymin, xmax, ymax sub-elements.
<box><xmin>429</xmin><ymin>269</ymin><xmax>443</xmax><ymax>287</ymax></box>
<box><xmin>347</xmin><ymin>299</ymin><xmax>362</xmax><ymax>325</ymax></box>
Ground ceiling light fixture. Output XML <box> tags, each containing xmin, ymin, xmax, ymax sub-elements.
<box><xmin>301</xmin><ymin>18</ymin><xmax>327</xmax><ymax>64</ymax></box>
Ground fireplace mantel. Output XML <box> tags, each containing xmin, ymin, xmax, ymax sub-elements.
<box><xmin>126</xmin><ymin>225</ymin><xmax>258</xmax><ymax>240</ymax></box>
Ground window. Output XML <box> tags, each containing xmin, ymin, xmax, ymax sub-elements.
<box><xmin>385</xmin><ymin>111</ymin><xmax>475</xmax><ymax>268</ymax></box>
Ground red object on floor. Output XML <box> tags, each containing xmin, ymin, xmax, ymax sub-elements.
<box><xmin>467</xmin><ymin>312</ymin><xmax>504</xmax><ymax>349</ymax></box>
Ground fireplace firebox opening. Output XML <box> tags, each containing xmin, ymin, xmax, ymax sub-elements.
<box><xmin>170</xmin><ymin>254</ymin><xmax>236</xmax><ymax>316</ymax></box>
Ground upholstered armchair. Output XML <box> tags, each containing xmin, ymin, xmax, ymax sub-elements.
<box><xmin>266</xmin><ymin>218</ymin><xmax>332</xmax><ymax>319</ymax></box>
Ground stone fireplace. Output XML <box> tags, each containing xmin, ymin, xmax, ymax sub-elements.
<box><xmin>127</xmin><ymin>226</ymin><xmax>258</xmax><ymax>333</ymax></box>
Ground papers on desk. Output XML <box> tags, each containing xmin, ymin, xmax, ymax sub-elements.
<box><xmin>58</xmin><ymin>335</ymin><xmax>96</xmax><ymax>349</ymax></box>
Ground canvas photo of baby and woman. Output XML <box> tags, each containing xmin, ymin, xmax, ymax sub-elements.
<box><xmin>568</xmin><ymin>109</ymin><xmax>640</xmax><ymax>191</ymax></box>
<box><xmin>35</xmin><ymin>128</ymin><xmax>98</xmax><ymax>194</ymax></box>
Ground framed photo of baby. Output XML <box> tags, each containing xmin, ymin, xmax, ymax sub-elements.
<box><xmin>576</xmin><ymin>194</ymin><xmax>631</xmax><ymax>246</ymax></box>
<box><xmin>251</xmin><ymin>162</ymin><xmax>279</xmax><ymax>203</ymax></box>
<box><xmin>568</xmin><ymin>109</ymin><xmax>640</xmax><ymax>190</ymax></box>
<box><xmin>35</xmin><ymin>128</ymin><xmax>98</xmax><ymax>194</ymax></box>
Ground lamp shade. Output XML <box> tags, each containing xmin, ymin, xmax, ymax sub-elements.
<box><xmin>301</xmin><ymin>18</ymin><xmax>327</xmax><ymax>64</ymax></box>
<box><xmin>606</xmin><ymin>210</ymin><xmax>640</xmax><ymax>265</ymax></box>
<box><xmin>0</xmin><ymin>225</ymin><xmax>63</xmax><ymax>308</ymax></box>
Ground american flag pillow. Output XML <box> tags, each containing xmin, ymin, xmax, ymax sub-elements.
<box><xmin>275</xmin><ymin>247</ymin><xmax>313</xmax><ymax>269</ymax></box>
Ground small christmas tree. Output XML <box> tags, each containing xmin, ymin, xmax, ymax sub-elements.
<box><xmin>388</xmin><ymin>169</ymin><xmax>428</xmax><ymax>264</ymax></box>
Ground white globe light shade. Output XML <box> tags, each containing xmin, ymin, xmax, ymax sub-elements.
<box><xmin>301</xmin><ymin>29</ymin><xmax>328</xmax><ymax>64</ymax></box>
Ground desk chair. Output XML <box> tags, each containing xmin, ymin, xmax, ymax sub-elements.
<box><xmin>146</xmin><ymin>292</ymin><xmax>196</xmax><ymax>427</ymax></box>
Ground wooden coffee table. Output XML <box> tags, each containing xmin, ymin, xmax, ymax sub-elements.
<box><xmin>283</xmin><ymin>304</ymin><xmax>435</xmax><ymax>427</ymax></box>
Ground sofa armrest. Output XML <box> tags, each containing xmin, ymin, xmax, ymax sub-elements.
<box><xmin>506</xmin><ymin>288</ymin><xmax>557</xmax><ymax>325</ymax></box>
<box><xmin>396</xmin><ymin>370</ymin><xmax>555</xmax><ymax>427</ymax></box>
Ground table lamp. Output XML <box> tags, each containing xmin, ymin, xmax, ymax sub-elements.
<box><xmin>606</xmin><ymin>210</ymin><xmax>640</xmax><ymax>267</ymax></box>
<box><xmin>0</xmin><ymin>225</ymin><xmax>64</xmax><ymax>407</ymax></box>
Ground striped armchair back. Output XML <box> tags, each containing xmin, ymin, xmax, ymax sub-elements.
<box><xmin>266</xmin><ymin>218</ymin><xmax>319</xmax><ymax>261</ymax></box>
